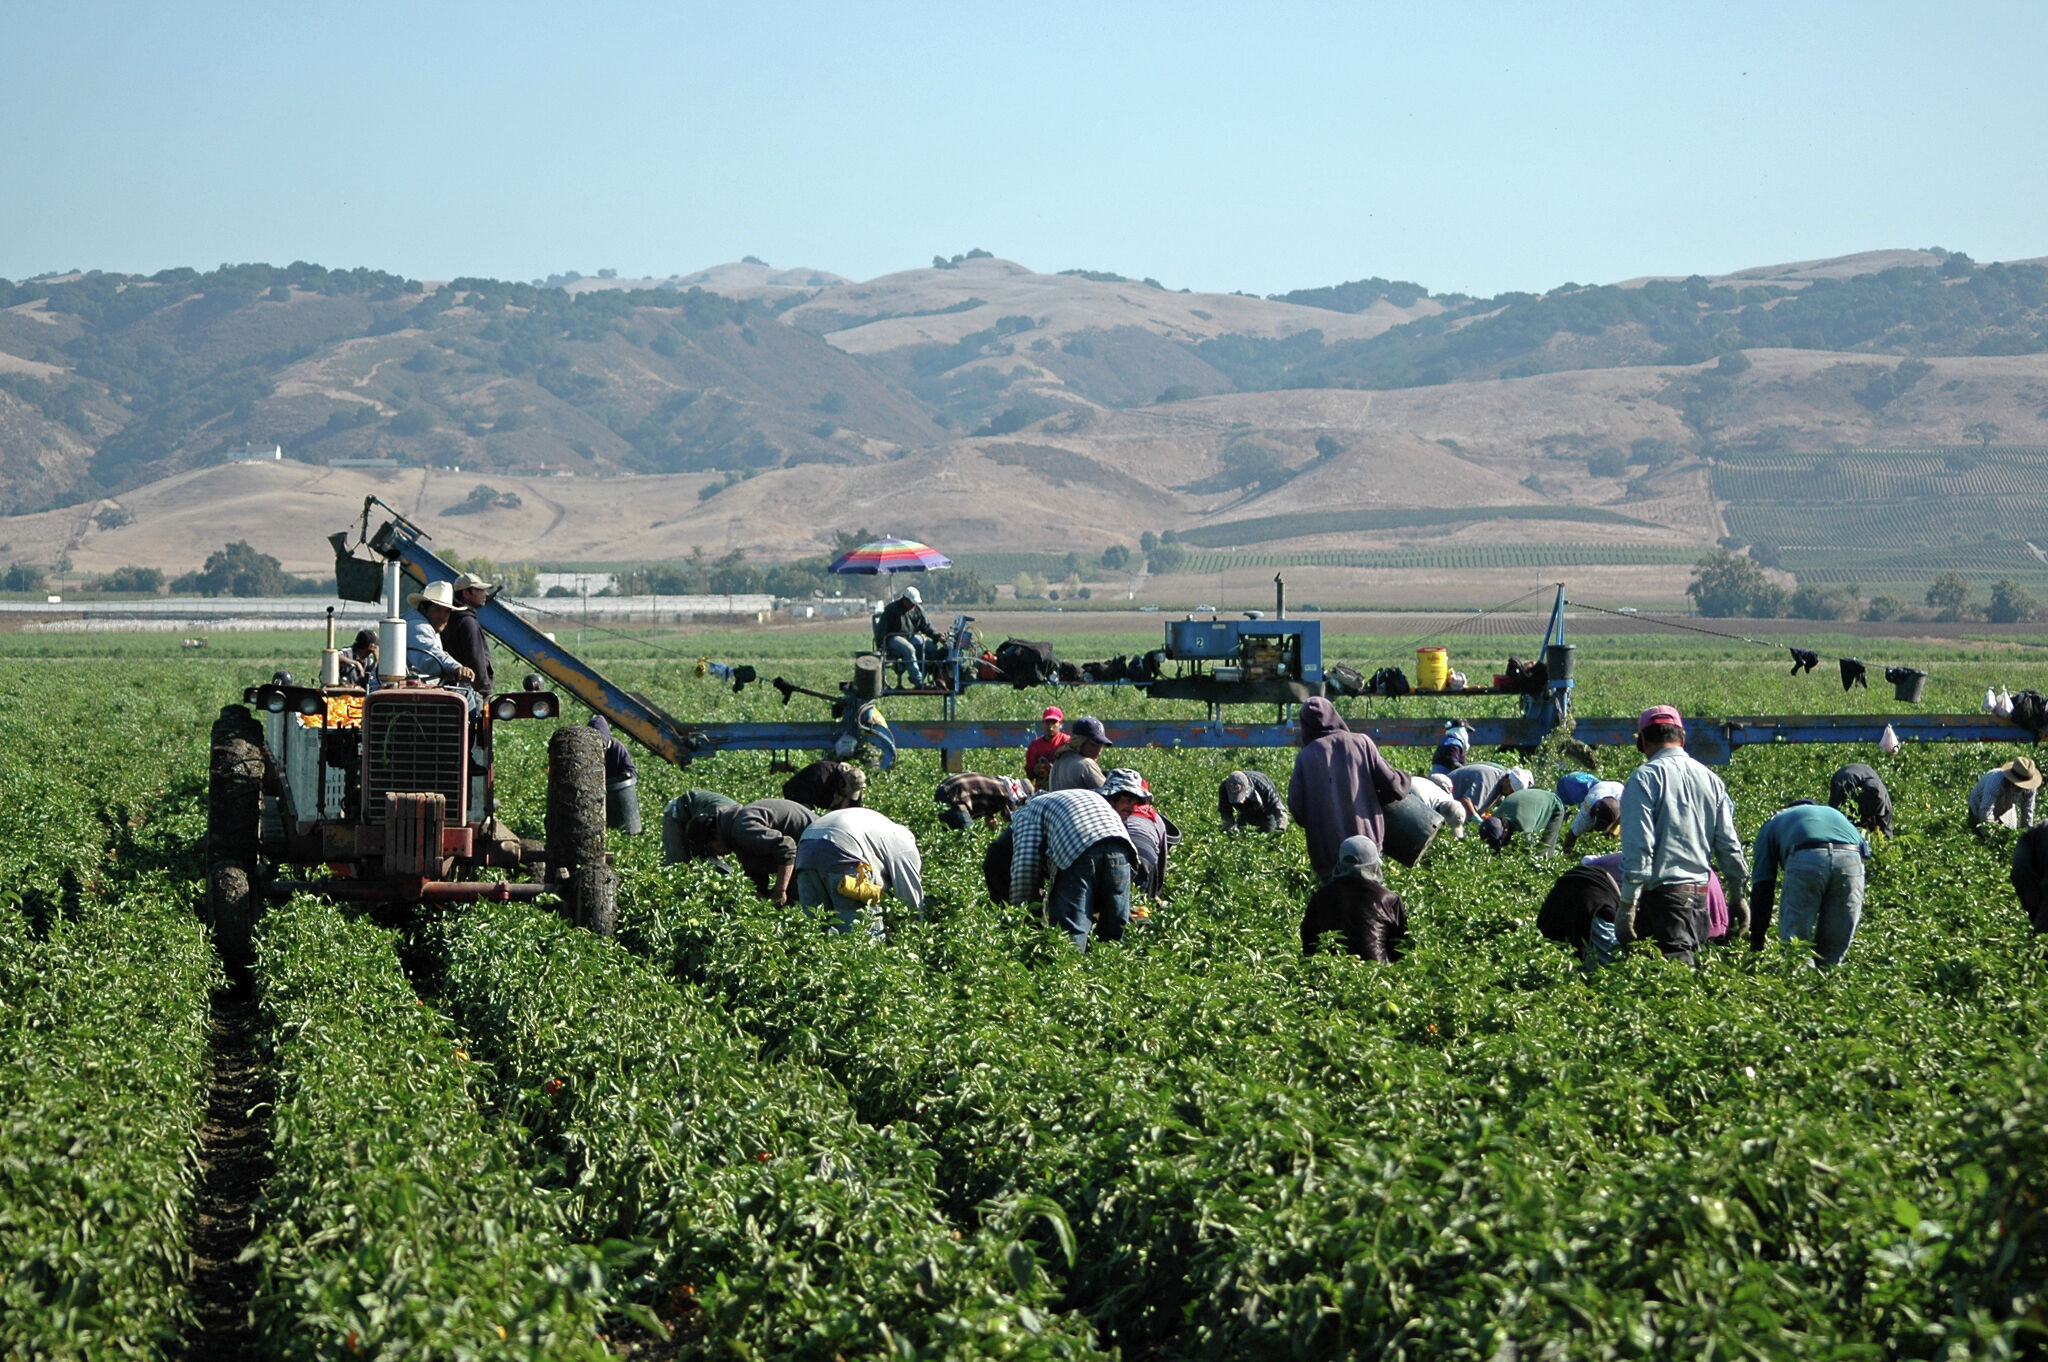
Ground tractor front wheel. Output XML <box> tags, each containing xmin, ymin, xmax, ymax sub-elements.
<box><xmin>208</xmin><ymin>860</ymin><xmax>257</xmax><ymax>973</ymax></box>
<box><xmin>546</xmin><ymin>726</ymin><xmax>612</xmax><ymax>936</ymax></box>
<box><xmin>208</xmin><ymin>706</ymin><xmax>265</xmax><ymax>867</ymax></box>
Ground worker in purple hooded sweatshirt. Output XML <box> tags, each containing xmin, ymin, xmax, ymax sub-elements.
<box><xmin>1286</xmin><ymin>696</ymin><xmax>1412</xmax><ymax>881</ymax></box>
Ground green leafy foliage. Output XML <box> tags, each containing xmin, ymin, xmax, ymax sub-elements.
<box><xmin>250</xmin><ymin>896</ymin><xmax>611</xmax><ymax>1359</ymax></box>
<box><xmin>0</xmin><ymin>660</ymin><xmax>222</xmax><ymax>1357</ymax></box>
<box><xmin>11</xmin><ymin>636</ymin><xmax>2048</xmax><ymax>1356</ymax></box>
<box><xmin>435</xmin><ymin>900</ymin><xmax>1104</xmax><ymax>1358</ymax></box>
<box><xmin>0</xmin><ymin>886</ymin><xmax>216</xmax><ymax>1359</ymax></box>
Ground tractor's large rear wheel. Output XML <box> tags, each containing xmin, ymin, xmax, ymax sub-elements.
<box><xmin>546</xmin><ymin>726</ymin><xmax>614</xmax><ymax>936</ymax></box>
<box><xmin>568</xmin><ymin>863</ymin><xmax>617</xmax><ymax>936</ymax></box>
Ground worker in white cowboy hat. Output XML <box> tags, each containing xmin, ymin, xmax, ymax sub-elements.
<box><xmin>400</xmin><ymin>579</ymin><xmax>476</xmax><ymax>685</ymax></box>
<box><xmin>443</xmin><ymin>571</ymin><xmax>496</xmax><ymax>694</ymax></box>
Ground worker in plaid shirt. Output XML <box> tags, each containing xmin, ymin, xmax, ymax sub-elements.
<box><xmin>1007</xmin><ymin>788</ymin><xmax>1136</xmax><ymax>951</ymax></box>
<box><xmin>935</xmin><ymin>772</ymin><xmax>1033</xmax><ymax>830</ymax></box>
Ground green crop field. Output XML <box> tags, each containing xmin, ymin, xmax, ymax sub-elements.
<box><xmin>8</xmin><ymin>623</ymin><xmax>2048</xmax><ymax>1357</ymax></box>
<box><xmin>1713</xmin><ymin>447</ymin><xmax>2048</xmax><ymax>593</ymax></box>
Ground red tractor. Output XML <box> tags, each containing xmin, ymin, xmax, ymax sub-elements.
<box><xmin>203</xmin><ymin>615</ymin><xmax>615</xmax><ymax>969</ymax></box>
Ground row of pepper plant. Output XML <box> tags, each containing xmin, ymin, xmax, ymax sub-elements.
<box><xmin>0</xmin><ymin>659</ymin><xmax>222</xmax><ymax>1358</ymax></box>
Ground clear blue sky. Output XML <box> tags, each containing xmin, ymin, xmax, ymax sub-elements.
<box><xmin>4</xmin><ymin>2</ymin><xmax>2043</xmax><ymax>298</ymax></box>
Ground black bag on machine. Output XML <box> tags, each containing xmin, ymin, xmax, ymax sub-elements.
<box><xmin>1367</xmin><ymin>666</ymin><xmax>1412</xmax><ymax>697</ymax></box>
<box><xmin>994</xmin><ymin>639</ymin><xmax>1058</xmax><ymax>688</ymax></box>
<box><xmin>1326</xmin><ymin>664</ymin><xmax>1368</xmax><ymax>698</ymax></box>
<box><xmin>2011</xmin><ymin>689</ymin><xmax>2048</xmax><ymax>738</ymax></box>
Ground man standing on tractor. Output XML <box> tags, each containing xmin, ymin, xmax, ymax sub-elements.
<box><xmin>443</xmin><ymin>571</ymin><xmax>496</xmax><ymax>696</ymax></box>
<box><xmin>401</xmin><ymin>581</ymin><xmax>475</xmax><ymax>688</ymax></box>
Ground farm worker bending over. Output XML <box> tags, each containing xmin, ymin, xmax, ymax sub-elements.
<box><xmin>2010</xmin><ymin>822</ymin><xmax>2048</xmax><ymax>932</ymax></box>
<box><xmin>1219</xmin><ymin>769</ymin><xmax>1289</xmax><ymax>833</ymax></box>
<box><xmin>1101</xmin><ymin>769</ymin><xmax>1178</xmax><ymax>905</ymax></box>
<box><xmin>782</xmin><ymin>759</ymin><xmax>867</xmax><ymax>811</ymax></box>
<box><xmin>1447</xmin><ymin>762</ymin><xmax>1522</xmax><ymax>825</ymax></box>
<box><xmin>1829</xmin><ymin>763</ymin><xmax>1894</xmax><ymax>837</ymax></box>
<box><xmin>400</xmin><ymin>581</ymin><xmax>475</xmax><ymax>686</ymax></box>
<box><xmin>1301</xmin><ymin>835</ymin><xmax>1408</xmax><ymax>961</ymax></box>
<box><xmin>1411</xmin><ymin>772</ymin><xmax>1469</xmax><ymax>839</ymax></box>
<box><xmin>1024</xmin><ymin>707</ymin><xmax>1070</xmax><ymax>785</ymax></box>
<box><xmin>1618</xmin><ymin>705</ymin><xmax>1750</xmax><ymax>966</ymax></box>
<box><xmin>1008</xmin><ymin>788</ymin><xmax>1136</xmax><ymax>951</ymax></box>
<box><xmin>1044</xmin><ymin>717</ymin><xmax>1112</xmax><ymax>792</ymax></box>
<box><xmin>689</xmin><ymin>798</ymin><xmax>814</xmax><ymax>905</ymax></box>
<box><xmin>794</xmin><ymin>807</ymin><xmax>924</xmax><ymax>937</ymax></box>
<box><xmin>1560</xmin><ymin>780</ymin><xmax>1625</xmax><ymax>855</ymax></box>
<box><xmin>442</xmin><ymin>571</ymin><xmax>496</xmax><ymax>695</ymax></box>
<box><xmin>878</xmin><ymin>586</ymin><xmax>944</xmax><ymax>687</ymax></box>
<box><xmin>1288</xmin><ymin>696</ymin><xmax>1411</xmax><ymax>881</ymax></box>
<box><xmin>662</xmin><ymin>790</ymin><xmax>738</xmax><ymax>867</ymax></box>
<box><xmin>935</xmin><ymin>773</ymin><xmax>1033</xmax><ymax>830</ymax></box>
<box><xmin>1431</xmin><ymin>723</ymin><xmax>1472</xmax><ymax>777</ymax></box>
<box><xmin>1968</xmin><ymin>758</ymin><xmax>2042</xmax><ymax>830</ymax></box>
<box><xmin>1748</xmin><ymin>800</ymin><xmax>1870</xmax><ymax>966</ymax></box>
<box><xmin>1480</xmin><ymin>786</ymin><xmax>1567</xmax><ymax>854</ymax></box>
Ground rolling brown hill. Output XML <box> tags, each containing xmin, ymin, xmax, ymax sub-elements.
<box><xmin>5</xmin><ymin>249</ymin><xmax>2048</xmax><ymax>607</ymax></box>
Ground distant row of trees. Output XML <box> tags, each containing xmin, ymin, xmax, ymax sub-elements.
<box><xmin>1686</xmin><ymin>549</ymin><xmax>2040</xmax><ymax>622</ymax></box>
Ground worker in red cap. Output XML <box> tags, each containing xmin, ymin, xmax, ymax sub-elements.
<box><xmin>1617</xmin><ymin>704</ymin><xmax>1750</xmax><ymax>965</ymax></box>
<box><xmin>1024</xmin><ymin>706</ymin><xmax>1070</xmax><ymax>785</ymax></box>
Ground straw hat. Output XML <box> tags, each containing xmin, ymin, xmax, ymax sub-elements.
<box><xmin>2001</xmin><ymin>757</ymin><xmax>2043</xmax><ymax>790</ymax></box>
<box><xmin>405</xmin><ymin>580</ymin><xmax>458</xmax><ymax>610</ymax></box>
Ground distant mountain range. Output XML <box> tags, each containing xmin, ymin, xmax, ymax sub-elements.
<box><xmin>4</xmin><ymin>247</ymin><xmax>2048</xmax><ymax>605</ymax></box>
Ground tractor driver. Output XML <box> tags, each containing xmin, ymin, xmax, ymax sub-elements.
<box><xmin>401</xmin><ymin>581</ymin><xmax>476</xmax><ymax>689</ymax></box>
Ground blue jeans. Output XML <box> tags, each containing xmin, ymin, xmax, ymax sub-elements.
<box><xmin>1045</xmin><ymin>841</ymin><xmax>1131</xmax><ymax>952</ymax></box>
<box><xmin>1778</xmin><ymin>844</ymin><xmax>1865</xmax><ymax>966</ymax></box>
<box><xmin>884</xmin><ymin>636</ymin><xmax>931</xmax><ymax>686</ymax></box>
<box><xmin>794</xmin><ymin>866</ymin><xmax>885</xmax><ymax>940</ymax></box>
<box><xmin>1585</xmin><ymin>912</ymin><xmax>1619</xmax><ymax>967</ymax></box>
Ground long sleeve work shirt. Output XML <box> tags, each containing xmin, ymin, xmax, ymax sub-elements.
<box><xmin>401</xmin><ymin>610</ymin><xmax>464</xmax><ymax>681</ymax></box>
<box><xmin>1448</xmin><ymin>763</ymin><xmax>1510</xmax><ymax>815</ymax></box>
<box><xmin>714</xmin><ymin>799</ymin><xmax>815</xmax><ymax>888</ymax></box>
<box><xmin>1749</xmin><ymin>804</ymin><xmax>1867</xmax><ymax>895</ymax></box>
<box><xmin>1619</xmin><ymin>745</ymin><xmax>1749</xmax><ymax>906</ymax></box>
<box><xmin>1008</xmin><ymin>790</ymin><xmax>1132</xmax><ymax>904</ymax></box>
<box><xmin>796</xmin><ymin>808</ymin><xmax>925</xmax><ymax>912</ymax></box>
<box><xmin>1219</xmin><ymin>770</ymin><xmax>1288</xmax><ymax>832</ymax></box>
<box><xmin>440</xmin><ymin>609</ymin><xmax>494</xmax><ymax>695</ymax></box>
<box><xmin>1969</xmin><ymin>770</ymin><xmax>2038</xmax><ymax>828</ymax></box>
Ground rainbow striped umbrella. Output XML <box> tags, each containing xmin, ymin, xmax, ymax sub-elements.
<box><xmin>828</xmin><ymin>537</ymin><xmax>952</xmax><ymax>575</ymax></box>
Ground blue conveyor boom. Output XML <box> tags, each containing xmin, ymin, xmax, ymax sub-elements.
<box><xmin>356</xmin><ymin>502</ymin><xmax>2041</xmax><ymax>770</ymax></box>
